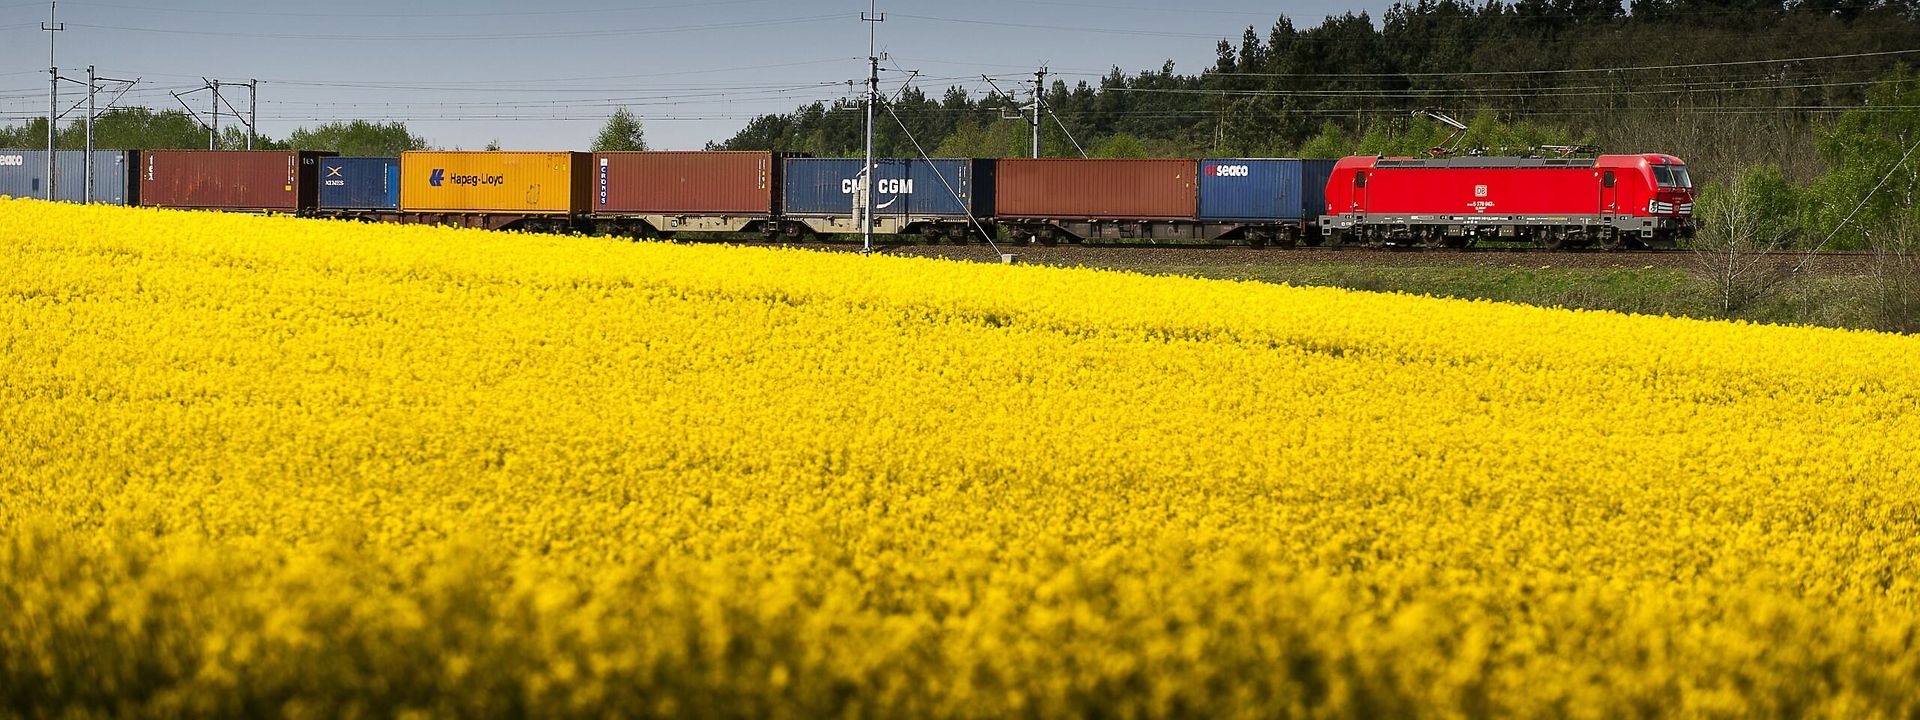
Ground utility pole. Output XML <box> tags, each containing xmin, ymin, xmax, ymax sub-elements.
<box><xmin>209</xmin><ymin>79</ymin><xmax>219</xmax><ymax>150</ymax></box>
<box><xmin>1030</xmin><ymin>67</ymin><xmax>1047</xmax><ymax>159</ymax></box>
<box><xmin>43</xmin><ymin>1</ymin><xmax>63</xmax><ymax>201</ymax></box>
<box><xmin>248</xmin><ymin>80</ymin><xmax>258</xmax><ymax>150</ymax></box>
<box><xmin>85</xmin><ymin>65</ymin><xmax>93</xmax><ymax>203</ymax></box>
<box><xmin>861</xmin><ymin>0</ymin><xmax>885</xmax><ymax>254</ymax></box>
<box><xmin>78</xmin><ymin>69</ymin><xmax>135</xmax><ymax>204</ymax></box>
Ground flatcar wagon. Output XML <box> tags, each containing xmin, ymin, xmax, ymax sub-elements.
<box><xmin>316</xmin><ymin>156</ymin><xmax>401</xmax><ymax>218</ymax></box>
<box><xmin>0</xmin><ymin>149</ymin><xmax>139</xmax><ymax>205</ymax></box>
<box><xmin>782</xmin><ymin>157</ymin><xmax>994</xmax><ymax>242</ymax></box>
<box><xmin>139</xmin><ymin>150</ymin><xmax>334</xmax><ymax>215</ymax></box>
<box><xmin>397</xmin><ymin>151</ymin><xmax>590</xmax><ymax>232</ymax></box>
<box><xmin>590</xmin><ymin>151</ymin><xmax>777</xmax><ymax>238</ymax></box>
<box><xmin>992</xmin><ymin>158</ymin><xmax>1336</xmax><ymax>246</ymax></box>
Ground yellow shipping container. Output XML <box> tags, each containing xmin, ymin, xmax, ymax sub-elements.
<box><xmin>400</xmin><ymin>151</ymin><xmax>590</xmax><ymax>214</ymax></box>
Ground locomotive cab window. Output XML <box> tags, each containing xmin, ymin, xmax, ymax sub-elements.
<box><xmin>1652</xmin><ymin>165</ymin><xmax>1683</xmax><ymax>188</ymax></box>
<box><xmin>1354</xmin><ymin>171</ymin><xmax>1367</xmax><ymax>188</ymax></box>
<box><xmin>1602</xmin><ymin>171</ymin><xmax>1615</xmax><ymax>188</ymax></box>
<box><xmin>1671</xmin><ymin>167</ymin><xmax>1693</xmax><ymax>188</ymax></box>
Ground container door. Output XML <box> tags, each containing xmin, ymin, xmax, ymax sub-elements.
<box><xmin>386</xmin><ymin>161</ymin><xmax>401</xmax><ymax>210</ymax></box>
<box><xmin>1276</xmin><ymin>170</ymin><xmax>1293</xmax><ymax>221</ymax></box>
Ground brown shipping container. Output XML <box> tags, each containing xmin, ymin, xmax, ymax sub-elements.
<box><xmin>995</xmin><ymin>158</ymin><xmax>1198</xmax><ymax>219</ymax></box>
<box><xmin>139</xmin><ymin>150</ymin><xmax>332</xmax><ymax>212</ymax></box>
<box><xmin>401</xmin><ymin>151</ymin><xmax>590</xmax><ymax>215</ymax></box>
<box><xmin>592</xmin><ymin>151</ymin><xmax>773</xmax><ymax>214</ymax></box>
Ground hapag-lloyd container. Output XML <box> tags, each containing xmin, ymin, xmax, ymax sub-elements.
<box><xmin>0</xmin><ymin>149</ymin><xmax>137</xmax><ymax>205</ymax></box>
<box><xmin>1197</xmin><ymin>158</ymin><xmax>1337</xmax><ymax>221</ymax></box>
<box><xmin>400</xmin><ymin>151</ymin><xmax>589</xmax><ymax>214</ymax></box>
<box><xmin>591</xmin><ymin>151</ymin><xmax>773</xmax><ymax>215</ymax></box>
<box><xmin>782</xmin><ymin>158</ymin><xmax>993</xmax><ymax>219</ymax></box>
<box><xmin>319</xmin><ymin>157</ymin><xmax>400</xmax><ymax>211</ymax></box>
<box><xmin>994</xmin><ymin>158</ymin><xmax>1197</xmax><ymax>219</ymax></box>
<box><xmin>139</xmin><ymin>150</ymin><xmax>332</xmax><ymax>212</ymax></box>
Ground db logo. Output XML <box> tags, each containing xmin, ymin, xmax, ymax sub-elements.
<box><xmin>0</xmin><ymin>155</ymin><xmax>23</xmax><ymax>167</ymax></box>
<box><xmin>1474</xmin><ymin>184</ymin><xmax>1489</xmax><ymax>197</ymax></box>
<box><xmin>1209</xmin><ymin>164</ymin><xmax>1251</xmax><ymax>177</ymax></box>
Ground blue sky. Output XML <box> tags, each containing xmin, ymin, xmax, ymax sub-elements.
<box><xmin>0</xmin><ymin>1</ymin><xmax>1387</xmax><ymax>150</ymax></box>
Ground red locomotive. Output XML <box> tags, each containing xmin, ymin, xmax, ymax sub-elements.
<box><xmin>1320</xmin><ymin>154</ymin><xmax>1697</xmax><ymax>250</ymax></box>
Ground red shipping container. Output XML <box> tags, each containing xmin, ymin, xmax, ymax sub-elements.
<box><xmin>591</xmin><ymin>151</ymin><xmax>773</xmax><ymax>214</ymax></box>
<box><xmin>139</xmin><ymin>150</ymin><xmax>332</xmax><ymax>213</ymax></box>
<box><xmin>995</xmin><ymin>158</ymin><xmax>1197</xmax><ymax>219</ymax></box>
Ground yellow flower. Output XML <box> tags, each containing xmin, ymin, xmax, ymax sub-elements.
<box><xmin>3</xmin><ymin>197</ymin><xmax>1919</xmax><ymax>717</ymax></box>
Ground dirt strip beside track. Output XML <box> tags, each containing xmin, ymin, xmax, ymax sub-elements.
<box><xmin>759</xmin><ymin>242</ymin><xmax>1878</xmax><ymax>276</ymax></box>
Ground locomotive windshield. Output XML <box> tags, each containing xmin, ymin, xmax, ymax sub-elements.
<box><xmin>1652</xmin><ymin>165</ymin><xmax>1694</xmax><ymax>189</ymax></box>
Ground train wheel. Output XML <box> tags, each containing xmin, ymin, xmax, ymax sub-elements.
<box><xmin>1598</xmin><ymin>230</ymin><xmax>1628</xmax><ymax>252</ymax></box>
<box><xmin>1420</xmin><ymin>231</ymin><xmax>1446</xmax><ymax>250</ymax></box>
<box><xmin>1541</xmin><ymin>231</ymin><xmax>1567</xmax><ymax>251</ymax></box>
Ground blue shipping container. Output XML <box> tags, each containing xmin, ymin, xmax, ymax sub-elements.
<box><xmin>783</xmin><ymin>158</ymin><xmax>993</xmax><ymax>219</ymax></box>
<box><xmin>0</xmin><ymin>149</ymin><xmax>136</xmax><ymax>205</ymax></box>
<box><xmin>1197</xmin><ymin>158</ymin><xmax>1337</xmax><ymax>222</ymax></box>
<box><xmin>319</xmin><ymin>157</ymin><xmax>400</xmax><ymax>210</ymax></box>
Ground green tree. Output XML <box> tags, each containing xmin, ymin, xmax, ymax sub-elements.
<box><xmin>1092</xmin><ymin>132</ymin><xmax>1149</xmax><ymax>158</ymax></box>
<box><xmin>1296</xmin><ymin>122</ymin><xmax>1351</xmax><ymax>158</ymax></box>
<box><xmin>1690</xmin><ymin>164</ymin><xmax>1802</xmax><ymax>311</ymax></box>
<box><xmin>38</xmin><ymin>109</ymin><xmax>217</xmax><ymax>150</ymax></box>
<box><xmin>1808</xmin><ymin>65</ymin><xmax>1920</xmax><ymax>249</ymax></box>
<box><xmin>284</xmin><ymin>121</ymin><xmax>427</xmax><ymax>156</ymax></box>
<box><xmin>592</xmin><ymin>108</ymin><xmax>648</xmax><ymax>152</ymax></box>
<box><xmin>0</xmin><ymin>118</ymin><xmax>49</xmax><ymax>148</ymax></box>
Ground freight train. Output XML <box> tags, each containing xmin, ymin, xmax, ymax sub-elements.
<box><xmin>0</xmin><ymin>148</ymin><xmax>1698</xmax><ymax>249</ymax></box>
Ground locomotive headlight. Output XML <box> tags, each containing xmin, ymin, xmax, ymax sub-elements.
<box><xmin>1649</xmin><ymin>200</ymin><xmax>1676</xmax><ymax>214</ymax></box>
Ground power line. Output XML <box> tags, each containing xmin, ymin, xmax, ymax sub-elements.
<box><xmin>250</xmin><ymin>59</ymin><xmax>863</xmax><ymax>90</ymax></box>
<box><xmin>892</xmin><ymin>13</ymin><xmax>1232</xmax><ymax>38</ymax></box>
<box><xmin>54</xmin><ymin>0</ymin><xmax>781</xmax><ymax>19</ymax></box>
<box><xmin>1192</xmin><ymin>47</ymin><xmax>1920</xmax><ymax>79</ymax></box>
<box><xmin>63</xmin><ymin>14</ymin><xmax>842</xmax><ymax>41</ymax></box>
<box><xmin>1101</xmin><ymin>76</ymin><xmax>1905</xmax><ymax>99</ymax></box>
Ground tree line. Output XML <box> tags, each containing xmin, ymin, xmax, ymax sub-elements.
<box><xmin>712</xmin><ymin>0</ymin><xmax>1920</xmax><ymax>177</ymax></box>
<box><xmin>0</xmin><ymin>107</ymin><xmax>650</xmax><ymax>156</ymax></box>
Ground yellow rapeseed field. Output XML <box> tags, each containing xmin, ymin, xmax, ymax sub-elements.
<box><xmin>4</xmin><ymin>197</ymin><xmax>1920</xmax><ymax>718</ymax></box>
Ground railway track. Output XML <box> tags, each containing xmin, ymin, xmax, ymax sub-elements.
<box><xmin>750</xmin><ymin>241</ymin><xmax>1879</xmax><ymax>275</ymax></box>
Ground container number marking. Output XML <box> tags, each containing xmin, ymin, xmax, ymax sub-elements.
<box><xmin>844</xmin><ymin>178</ymin><xmax>914</xmax><ymax>194</ymax></box>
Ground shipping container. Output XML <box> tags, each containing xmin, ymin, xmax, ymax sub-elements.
<box><xmin>995</xmin><ymin>158</ymin><xmax>1197</xmax><ymax>219</ymax></box>
<box><xmin>139</xmin><ymin>150</ymin><xmax>331</xmax><ymax>212</ymax></box>
<box><xmin>0</xmin><ymin>150</ymin><xmax>137</xmax><ymax>205</ymax></box>
<box><xmin>1197</xmin><ymin>159</ymin><xmax>1336</xmax><ymax>222</ymax></box>
<box><xmin>318</xmin><ymin>157</ymin><xmax>400</xmax><ymax>211</ymax></box>
<box><xmin>783</xmin><ymin>158</ymin><xmax>993</xmax><ymax>219</ymax></box>
<box><xmin>401</xmin><ymin>151</ymin><xmax>589</xmax><ymax>215</ymax></box>
<box><xmin>591</xmin><ymin>151</ymin><xmax>773</xmax><ymax>215</ymax></box>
